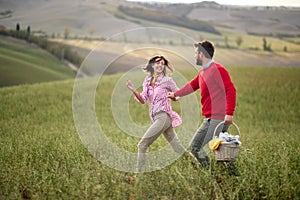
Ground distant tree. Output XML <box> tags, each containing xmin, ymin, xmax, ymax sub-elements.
<box><xmin>262</xmin><ymin>37</ymin><xmax>272</xmax><ymax>51</ymax></box>
<box><xmin>235</xmin><ymin>35</ymin><xmax>243</xmax><ymax>47</ymax></box>
<box><xmin>26</xmin><ymin>25</ymin><xmax>31</xmax><ymax>42</ymax></box>
<box><xmin>262</xmin><ymin>37</ymin><xmax>267</xmax><ymax>50</ymax></box>
<box><xmin>27</xmin><ymin>26</ymin><xmax>30</xmax><ymax>34</ymax></box>
<box><xmin>16</xmin><ymin>22</ymin><xmax>20</xmax><ymax>31</ymax></box>
<box><xmin>64</xmin><ymin>26</ymin><xmax>70</xmax><ymax>39</ymax></box>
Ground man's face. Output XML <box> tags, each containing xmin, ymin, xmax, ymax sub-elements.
<box><xmin>195</xmin><ymin>48</ymin><xmax>202</xmax><ymax>66</ymax></box>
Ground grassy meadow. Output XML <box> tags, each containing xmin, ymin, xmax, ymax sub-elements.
<box><xmin>0</xmin><ymin>66</ymin><xmax>299</xmax><ymax>199</ymax></box>
<box><xmin>0</xmin><ymin>37</ymin><xmax>75</xmax><ymax>87</ymax></box>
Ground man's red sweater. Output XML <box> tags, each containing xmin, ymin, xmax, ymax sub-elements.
<box><xmin>174</xmin><ymin>62</ymin><xmax>236</xmax><ymax>120</ymax></box>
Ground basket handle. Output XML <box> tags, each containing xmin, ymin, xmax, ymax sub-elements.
<box><xmin>212</xmin><ymin>121</ymin><xmax>241</xmax><ymax>138</ymax></box>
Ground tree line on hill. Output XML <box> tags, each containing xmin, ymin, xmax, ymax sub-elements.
<box><xmin>0</xmin><ymin>23</ymin><xmax>83</xmax><ymax>68</ymax></box>
<box><xmin>0</xmin><ymin>20</ymin><xmax>282</xmax><ymax>72</ymax></box>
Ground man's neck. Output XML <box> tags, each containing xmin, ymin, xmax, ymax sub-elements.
<box><xmin>202</xmin><ymin>59</ymin><xmax>214</xmax><ymax>70</ymax></box>
<box><xmin>202</xmin><ymin>58</ymin><xmax>212</xmax><ymax>65</ymax></box>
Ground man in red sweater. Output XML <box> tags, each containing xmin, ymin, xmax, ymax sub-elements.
<box><xmin>168</xmin><ymin>40</ymin><xmax>236</xmax><ymax>168</ymax></box>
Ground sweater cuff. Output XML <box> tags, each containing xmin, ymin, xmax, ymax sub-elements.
<box><xmin>226</xmin><ymin>110</ymin><xmax>234</xmax><ymax>116</ymax></box>
<box><xmin>173</xmin><ymin>92</ymin><xmax>177</xmax><ymax>97</ymax></box>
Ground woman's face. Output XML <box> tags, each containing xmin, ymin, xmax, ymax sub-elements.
<box><xmin>152</xmin><ymin>58</ymin><xmax>165</xmax><ymax>74</ymax></box>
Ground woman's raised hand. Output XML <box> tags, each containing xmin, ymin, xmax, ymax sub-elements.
<box><xmin>126</xmin><ymin>80</ymin><xmax>135</xmax><ymax>91</ymax></box>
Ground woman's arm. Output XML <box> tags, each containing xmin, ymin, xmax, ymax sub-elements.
<box><xmin>126</xmin><ymin>80</ymin><xmax>145</xmax><ymax>104</ymax></box>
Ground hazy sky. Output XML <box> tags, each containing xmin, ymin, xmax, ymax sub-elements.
<box><xmin>126</xmin><ymin>0</ymin><xmax>300</xmax><ymax>7</ymax></box>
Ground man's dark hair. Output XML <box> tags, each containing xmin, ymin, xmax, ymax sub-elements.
<box><xmin>194</xmin><ymin>40</ymin><xmax>215</xmax><ymax>58</ymax></box>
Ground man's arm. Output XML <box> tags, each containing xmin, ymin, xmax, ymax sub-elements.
<box><xmin>167</xmin><ymin>74</ymin><xmax>200</xmax><ymax>99</ymax></box>
<box><xmin>171</xmin><ymin>74</ymin><xmax>200</xmax><ymax>97</ymax></box>
<box><xmin>218</xmin><ymin>67</ymin><xmax>236</xmax><ymax>124</ymax></box>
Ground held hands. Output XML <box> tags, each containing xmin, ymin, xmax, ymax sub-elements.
<box><xmin>168</xmin><ymin>92</ymin><xmax>233</xmax><ymax>122</ymax></box>
<box><xmin>126</xmin><ymin>80</ymin><xmax>135</xmax><ymax>92</ymax></box>
<box><xmin>167</xmin><ymin>92</ymin><xmax>178</xmax><ymax>101</ymax></box>
<box><xmin>167</xmin><ymin>92</ymin><xmax>175</xmax><ymax>99</ymax></box>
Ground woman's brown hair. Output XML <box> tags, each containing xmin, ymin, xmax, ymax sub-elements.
<box><xmin>143</xmin><ymin>55</ymin><xmax>173</xmax><ymax>75</ymax></box>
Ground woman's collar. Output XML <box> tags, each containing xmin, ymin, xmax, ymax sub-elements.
<box><xmin>146</xmin><ymin>74</ymin><xmax>164</xmax><ymax>84</ymax></box>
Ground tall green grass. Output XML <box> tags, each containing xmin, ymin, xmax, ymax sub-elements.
<box><xmin>0</xmin><ymin>67</ymin><xmax>299</xmax><ymax>199</ymax></box>
<box><xmin>0</xmin><ymin>39</ymin><xmax>74</xmax><ymax>87</ymax></box>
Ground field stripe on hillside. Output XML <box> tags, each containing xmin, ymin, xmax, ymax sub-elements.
<box><xmin>0</xmin><ymin>54</ymin><xmax>70</xmax><ymax>79</ymax></box>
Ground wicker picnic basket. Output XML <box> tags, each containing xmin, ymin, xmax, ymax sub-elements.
<box><xmin>212</xmin><ymin>122</ymin><xmax>241</xmax><ymax>161</ymax></box>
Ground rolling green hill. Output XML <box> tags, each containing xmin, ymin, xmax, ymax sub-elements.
<box><xmin>0</xmin><ymin>67</ymin><xmax>299</xmax><ymax>199</ymax></box>
<box><xmin>0</xmin><ymin>36</ymin><xmax>75</xmax><ymax>87</ymax></box>
<box><xmin>117</xmin><ymin>5</ymin><xmax>220</xmax><ymax>35</ymax></box>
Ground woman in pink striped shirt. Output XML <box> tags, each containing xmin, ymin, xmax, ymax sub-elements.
<box><xmin>126</xmin><ymin>55</ymin><xmax>185</xmax><ymax>173</ymax></box>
